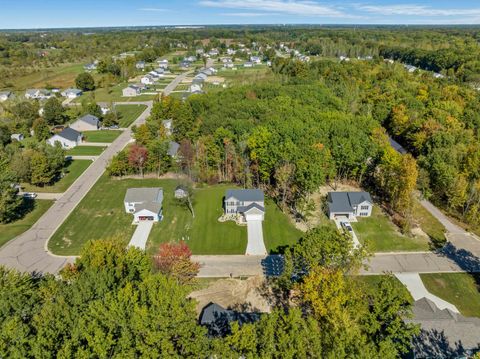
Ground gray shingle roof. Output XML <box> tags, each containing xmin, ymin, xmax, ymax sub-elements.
<box><xmin>78</xmin><ymin>114</ymin><xmax>100</xmax><ymax>127</ymax></box>
<box><xmin>226</xmin><ymin>189</ymin><xmax>264</xmax><ymax>202</ymax></box>
<box><xmin>389</xmin><ymin>137</ymin><xmax>407</xmax><ymax>155</ymax></box>
<box><xmin>124</xmin><ymin>187</ymin><xmax>163</xmax><ymax>205</ymax></box>
<box><xmin>238</xmin><ymin>202</ymin><xmax>265</xmax><ymax>213</ymax></box>
<box><xmin>327</xmin><ymin>191</ymin><xmax>372</xmax><ymax>213</ymax></box>
<box><xmin>168</xmin><ymin>141</ymin><xmax>180</xmax><ymax>156</ymax></box>
<box><xmin>58</xmin><ymin>127</ymin><xmax>81</xmax><ymax>141</ymax></box>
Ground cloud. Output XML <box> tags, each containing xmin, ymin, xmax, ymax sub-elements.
<box><xmin>357</xmin><ymin>4</ymin><xmax>480</xmax><ymax>17</ymax></box>
<box><xmin>138</xmin><ymin>8</ymin><xmax>170</xmax><ymax>12</ymax></box>
<box><xmin>200</xmin><ymin>0</ymin><xmax>351</xmax><ymax>18</ymax></box>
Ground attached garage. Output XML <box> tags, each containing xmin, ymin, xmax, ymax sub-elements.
<box><xmin>134</xmin><ymin>209</ymin><xmax>160</xmax><ymax>222</ymax></box>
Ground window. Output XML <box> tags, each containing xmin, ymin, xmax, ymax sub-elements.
<box><xmin>361</xmin><ymin>205</ymin><xmax>369</xmax><ymax>210</ymax></box>
<box><xmin>360</xmin><ymin>212</ymin><xmax>368</xmax><ymax>216</ymax></box>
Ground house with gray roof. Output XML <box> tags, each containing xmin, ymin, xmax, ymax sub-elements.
<box><xmin>224</xmin><ymin>189</ymin><xmax>265</xmax><ymax>221</ymax></box>
<box><xmin>168</xmin><ymin>141</ymin><xmax>180</xmax><ymax>157</ymax></box>
<box><xmin>124</xmin><ymin>187</ymin><xmax>163</xmax><ymax>222</ymax></box>
<box><xmin>70</xmin><ymin>114</ymin><xmax>100</xmax><ymax>132</ymax></box>
<box><xmin>0</xmin><ymin>91</ymin><xmax>12</xmax><ymax>102</ymax></box>
<box><xmin>327</xmin><ymin>191</ymin><xmax>372</xmax><ymax>220</ymax></box>
<box><xmin>61</xmin><ymin>88</ymin><xmax>82</xmax><ymax>99</ymax></box>
<box><xmin>47</xmin><ymin>127</ymin><xmax>82</xmax><ymax>149</ymax></box>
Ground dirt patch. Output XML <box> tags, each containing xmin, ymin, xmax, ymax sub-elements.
<box><xmin>205</xmin><ymin>76</ymin><xmax>225</xmax><ymax>83</ymax></box>
<box><xmin>411</xmin><ymin>226</ymin><xmax>429</xmax><ymax>239</ymax></box>
<box><xmin>189</xmin><ymin>276</ymin><xmax>272</xmax><ymax>315</ymax></box>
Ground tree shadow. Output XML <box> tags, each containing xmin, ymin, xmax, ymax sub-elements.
<box><xmin>9</xmin><ymin>198</ymin><xmax>36</xmax><ymax>223</ymax></box>
<box><xmin>437</xmin><ymin>242</ymin><xmax>480</xmax><ymax>273</ymax></box>
<box><xmin>261</xmin><ymin>254</ymin><xmax>284</xmax><ymax>277</ymax></box>
<box><xmin>407</xmin><ymin>328</ymin><xmax>479</xmax><ymax>359</ymax></box>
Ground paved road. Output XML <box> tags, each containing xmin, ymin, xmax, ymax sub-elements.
<box><xmin>0</xmin><ymin>101</ymin><xmax>153</xmax><ymax>273</ymax></box>
<box><xmin>163</xmin><ymin>71</ymin><xmax>193</xmax><ymax>95</ymax></box>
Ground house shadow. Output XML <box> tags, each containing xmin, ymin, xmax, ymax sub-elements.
<box><xmin>406</xmin><ymin>328</ymin><xmax>479</xmax><ymax>359</ymax></box>
<box><xmin>438</xmin><ymin>242</ymin><xmax>480</xmax><ymax>273</ymax></box>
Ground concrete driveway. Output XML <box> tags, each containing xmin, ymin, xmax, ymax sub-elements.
<box><xmin>334</xmin><ymin>218</ymin><xmax>360</xmax><ymax>248</ymax></box>
<box><xmin>246</xmin><ymin>220</ymin><xmax>267</xmax><ymax>255</ymax></box>
<box><xmin>0</xmin><ymin>101</ymin><xmax>153</xmax><ymax>274</ymax></box>
<box><xmin>128</xmin><ymin>221</ymin><xmax>154</xmax><ymax>250</ymax></box>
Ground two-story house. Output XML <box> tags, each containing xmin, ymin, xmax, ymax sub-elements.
<box><xmin>224</xmin><ymin>189</ymin><xmax>265</xmax><ymax>221</ymax></box>
<box><xmin>327</xmin><ymin>191</ymin><xmax>373</xmax><ymax>220</ymax></box>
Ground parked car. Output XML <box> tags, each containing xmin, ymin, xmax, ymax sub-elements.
<box><xmin>23</xmin><ymin>192</ymin><xmax>37</xmax><ymax>199</ymax></box>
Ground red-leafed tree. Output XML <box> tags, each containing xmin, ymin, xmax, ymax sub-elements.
<box><xmin>128</xmin><ymin>144</ymin><xmax>148</xmax><ymax>177</ymax></box>
<box><xmin>153</xmin><ymin>241</ymin><xmax>199</xmax><ymax>284</ymax></box>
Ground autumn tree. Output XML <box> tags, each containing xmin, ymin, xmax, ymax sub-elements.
<box><xmin>153</xmin><ymin>241</ymin><xmax>199</xmax><ymax>284</ymax></box>
<box><xmin>32</xmin><ymin>118</ymin><xmax>50</xmax><ymax>141</ymax></box>
<box><xmin>128</xmin><ymin>144</ymin><xmax>148</xmax><ymax>177</ymax></box>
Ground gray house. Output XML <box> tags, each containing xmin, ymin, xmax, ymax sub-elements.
<box><xmin>327</xmin><ymin>191</ymin><xmax>372</xmax><ymax>220</ymax></box>
<box><xmin>224</xmin><ymin>189</ymin><xmax>265</xmax><ymax>221</ymax></box>
<box><xmin>168</xmin><ymin>141</ymin><xmax>180</xmax><ymax>157</ymax></box>
<box><xmin>47</xmin><ymin>127</ymin><xmax>82</xmax><ymax>149</ymax></box>
<box><xmin>70</xmin><ymin>114</ymin><xmax>100</xmax><ymax>132</ymax></box>
<box><xmin>124</xmin><ymin>187</ymin><xmax>163</xmax><ymax>222</ymax></box>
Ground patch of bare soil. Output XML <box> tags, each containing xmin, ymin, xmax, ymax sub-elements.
<box><xmin>189</xmin><ymin>276</ymin><xmax>272</xmax><ymax>315</ymax></box>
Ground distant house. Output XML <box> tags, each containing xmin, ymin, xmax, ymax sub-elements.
<box><xmin>227</xmin><ymin>48</ymin><xmax>236</xmax><ymax>55</ymax></box>
<box><xmin>404</xmin><ymin>64</ymin><xmax>417</xmax><ymax>73</ymax></box>
<box><xmin>196</xmin><ymin>48</ymin><xmax>204</xmax><ymax>55</ymax></box>
<box><xmin>224</xmin><ymin>62</ymin><xmax>234</xmax><ymax>69</ymax></box>
<box><xmin>174</xmin><ymin>185</ymin><xmax>188</xmax><ymax>199</ymax></box>
<box><xmin>0</xmin><ymin>91</ymin><xmax>12</xmax><ymax>102</ymax></box>
<box><xmin>70</xmin><ymin>114</ymin><xmax>100</xmax><ymax>132</ymax></box>
<box><xmin>136</xmin><ymin>61</ymin><xmax>145</xmax><ymax>70</ymax></box>
<box><xmin>179</xmin><ymin>61</ymin><xmax>191</xmax><ymax>69</ymax></box>
<box><xmin>243</xmin><ymin>62</ymin><xmax>253</xmax><ymax>68</ymax></box>
<box><xmin>168</xmin><ymin>141</ymin><xmax>180</xmax><ymax>157</ymax></box>
<box><xmin>327</xmin><ymin>192</ymin><xmax>373</xmax><ymax>220</ymax></box>
<box><xmin>25</xmin><ymin>89</ymin><xmax>52</xmax><ymax>100</ymax></box>
<box><xmin>433</xmin><ymin>72</ymin><xmax>445</xmax><ymax>79</ymax></box>
<box><xmin>122</xmin><ymin>85</ymin><xmax>141</xmax><ymax>97</ymax></box>
<box><xmin>250</xmin><ymin>56</ymin><xmax>261</xmax><ymax>64</ymax></box>
<box><xmin>157</xmin><ymin>59</ymin><xmax>169</xmax><ymax>69</ymax></box>
<box><xmin>124</xmin><ymin>187</ymin><xmax>163</xmax><ymax>222</ymax></box>
<box><xmin>201</xmin><ymin>69</ymin><xmax>213</xmax><ymax>76</ymax></box>
<box><xmin>192</xmin><ymin>77</ymin><xmax>205</xmax><ymax>85</ymax></box>
<box><xmin>200</xmin><ymin>302</ymin><xmax>261</xmax><ymax>337</ymax></box>
<box><xmin>98</xmin><ymin>102</ymin><xmax>111</xmax><ymax>115</ymax></box>
<box><xmin>189</xmin><ymin>84</ymin><xmax>203</xmax><ymax>93</ymax></box>
<box><xmin>47</xmin><ymin>127</ymin><xmax>82</xmax><ymax>149</ymax></box>
<box><xmin>195</xmin><ymin>73</ymin><xmax>208</xmax><ymax>81</ymax></box>
<box><xmin>61</xmin><ymin>88</ymin><xmax>83</xmax><ymax>99</ymax></box>
<box><xmin>208</xmin><ymin>49</ymin><xmax>219</xmax><ymax>57</ymax></box>
<box><xmin>141</xmin><ymin>75</ymin><xmax>156</xmax><ymax>85</ymax></box>
<box><xmin>224</xmin><ymin>189</ymin><xmax>265</xmax><ymax>221</ymax></box>
<box><xmin>153</xmin><ymin>68</ymin><xmax>166</xmax><ymax>76</ymax></box>
<box><xmin>84</xmin><ymin>63</ymin><xmax>97</xmax><ymax>71</ymax></box>
<box><xmin>162</xmin><ymin>119</ymin><xmax>173</xmax><ymax>136</ymax></box>
<box><xmin>10</xmin><ymin>133</ymin><xmax>24</xmax><ymax>141</ymax></box>
<box><xmin>185</xmin><ymin>55</ymin><xmax>197</xmax><ymax>62</ymax></box>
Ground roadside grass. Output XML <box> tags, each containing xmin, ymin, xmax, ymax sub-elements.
<box><xmin>420</xmin><ymin>273</ymin><xmax>480</xmax><ymax>317</ymax></box>
<box><xmin>115</xmin><ymin>104</ymin><xmax>148</xmax><ymax>127</ymax></box>
<box><xmin>413</xmin><ymin>199</ymin><xmax>447</xmax><ymax>248</ymax></box>
<box><xmin>49</xmin><ymin>176</ymin><xmax>301</xmax><ymax>256</ymax></box>
<box><xmin>82</xmin><ymin>130</ymin><xmax>122</xmax><ymax>143</ymax></box>
<box><xmin>353</xmin><ymin>275</ymin><xmax>413</xmax><ymax>301</ymax></box>
<box><xmin>66</xmin><ymin>146</ymin><xmax>106</xmax><ymax>156</ymax></box>
<box><xmin>9</xmin><ymin>63</ymin><xmax>85</xmax><ymax>90</ymax></box>
<box><xmin>21</xmin><ymin>160</ymin><xmax>91</xmax><ymax>193</ymax></box>
<box><xmin>353</xmin><ymin>206</ymin><xmax>430</xmax><ymax>252</ymax></box>
<box><xmin>0</xmin><ymin>200</ymin><xmax>53</xmax><ymax>248</ymax></box>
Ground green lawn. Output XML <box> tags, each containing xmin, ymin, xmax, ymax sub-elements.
<box><xmin>413</xmin><ymin>200</ymin><xmax>447</xmax><ymax>248</ymax></box>
<box><xmin>421</xmin><ymin>273</ymin><xmax>480</xmax><ymax>317</ymax></box>
<box><xmin>353</xmin><ymin>275</ymin><xmax>412</xmax><ymax>301</ymax></box>
<box><xmin>0</xmin><ymin>200</ymin><xmax>53</xmax><ymax>248</ymax></box>
<box><xmin>115</xmin><ymin>104</ymin><xmax>148</xmax><ymax>127</ymax></box>
<box><xmin>75</xmin><ymin>83</ymin><xmax>156</xmax><ymax>103</ymax></box>
<box><xmin>82</xmin><ymin>130</ymin><xmax>122</xmax><ymax>143</ymax></box>
<box><xmin>67</xmin><ymin>146</ymin><xmax>106</xmax><ymax>156</ymax></box>
<box><xmin>49</xmin><ymin>176</ymin><xmax>301</xmax><ymax>255</ymax></box>
<box><xmin>353</xmin><ymin>207</ymin><xmax>430</xmax><ymax>252</ymax></box>
<box><xmin>22</xmin><ymin>160</ymin><xmax>91</xmax><ymax>193</ymax></box>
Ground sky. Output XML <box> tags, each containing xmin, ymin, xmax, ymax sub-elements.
<box><xmin>1</xmin><ymin>0</ymin><xmax>480</xmax><ymax>29</ymax></box>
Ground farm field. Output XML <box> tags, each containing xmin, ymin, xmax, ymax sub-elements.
<box><xmin>49</xmin><ymin>176</ymin><xmax>301</xmax><ymax>255</ymax></box>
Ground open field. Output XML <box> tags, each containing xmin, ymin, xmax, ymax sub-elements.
<box><xmin>115</xmin><ymin>104</ymin><xmax>148</xmax><ymax>127</ymax></box>
<box><xmin>421</xmin><ymin>273</ymin><xmax>480</xmax><ymax>317</ymax></box>
<box><xmin>49</xmin><ymin>176</ymin><xmax>301</xmax><ymax>255</ymax></box>
<box><xmin>75</xmin><ymin>83</ymin><xmax>157</xmax><ymax>103</ymax></box>
<box><xmin>353</xmin><ymin>206</ymin><xmax>430</xmax><ymax>252</ymax></box>
<box><xmin>22</xmin><ymin>160</ymin><xmax>91</xmax><ymax>193</ymax></box>
<box><xmin>82</xmin><ymin>130</ymin><xmax>122</xmax><ymax>143</ymax></box>
<box><xmin>219</xmin><ymin>66</ymin><xmax>273</xmax><ymax>84</ymax></box>
<box><xmin>8</xmin><ymin>63</ymin><xmax>85</xmax><ymax>90</ymax></box>
<box><xmin>0</xmin><ymin>200</ymin><xmax>53</xmax><ymax>248</ymax></box>
<box><xmin>66</xmin><ymin>146</ymin><xmax>106</xmax><ymax>156</ymax></box>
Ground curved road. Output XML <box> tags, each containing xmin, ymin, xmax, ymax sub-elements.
<box><xmin>0</xmin><ymin>101</ymin><xmax>153</xmax><ymax>273</ymax></box>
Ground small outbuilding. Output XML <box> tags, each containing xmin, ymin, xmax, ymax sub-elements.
<box><xmin>174</xmin><ymin>185</ymin><xmax>188</xmax><ymax>199</ymax></box>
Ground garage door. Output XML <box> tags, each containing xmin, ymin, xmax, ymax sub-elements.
<box><xmin>245</xmin><ymin>213</ymin><xmax>263</xmax><ymax>221</ymax></box>
<box><xmin>138</xmin><ymin>216</ymin><xmax>154</xmax><ymax>221</ymax></box>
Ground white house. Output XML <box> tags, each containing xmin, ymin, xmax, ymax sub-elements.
<box><xmin>10</xmin><ymin>133</ymin><xmax>24</xmax><ymax>141</ymax></box>
<box><xmin>208</xmin><ymin>49</ymin><xmax>219</xmax><ymax>57</ymax></box>
<box><xmin>136</xmin><ymin>61</ymin><xmax>145</xmax><ymax>70</ymax></box>
<box><xmin>25</xmin><ymin>89</ymin><xmax>52</xmax><ymax>100</ymax></box>
<box><xmin>189</xmin><ymin>84</ymin><xmax>203</xmax><ymax>93</ymax></box>
<box><xmin>157</xmin><ymin>59</ymin><xmax>169</xmax><ymax>69</ymax></box>
<box><xmin>227</xmin><ymin>48</ymin><xmax>236</xmax><ymax>55</ymax></box>
<box><xmin>70</xmin><ymin>114</ymin><xmax>100</xmax><ymax>132</ymax></box>
<box><xmin>84</xmin><ymin>63</ymin><xmax>97</xmax><ymax>71</ymax></box>
<box><xmin>61</xmin><ymin>88</ymin><xmax>83</xmax><ymax>99</ymax></box>
<box><xmin>122</xmin><ymin>85</ymin><xmax>141</xmax><ymax>97</ymax></box>
<box><xmin>47</xmin><ymin>127</ymin><xmax>82</xmax><ymax>149</ymax></box>
<box><xmin>250</xmin><ymin>56</ymin><xmax>261</xmax><ymax>64</ymax></box>
<box><xmin>124</xmin><ymin>187</ymin><xmax>163</xmax><ymax>222</ymax></box>
<box><xmin>224</xmin><ymin>189</ymin><xmax>265</xmax><ymax>221</ymax></box>
<box><xmin>0</xmin><ymin>91</ymin><xmax>12</xmax><ymax>102</ymax></box>
<box><xmin>244</xmin><ymin>62</ymin><xmax>253</xmax><ymax>68</ymax></box>
<box><xmin>327</xmin><ymin>192</ymin><xmax>373</xmax><ymax>220</ymax></box>
<box><xmin>185</xmin><ymin>55</ymin><xmax>197</xmax><ymax>62</ymax></box>
<box><xmin>141</xmin><ymin>75</ymin><xmax>157</xmax><ymax>85</ymax></box>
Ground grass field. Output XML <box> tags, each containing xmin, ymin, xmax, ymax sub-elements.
<box><xmin>22</xmin><ymin>160</ymin><xmax>91</xmax><ymax>193</ymax></box>
<box><xmin>116</xmin><ymin>104</ymin><xmax>148</xmax><ymax>127</ymax></box>
<box><xmin>0</xmin><ymin>200</ymin><xmax>53</xmax><ymax>248</ymax></box>
<box><xmin>353</xmin><ymin>275</ymin><xmax>412</xmax><ymax>300</ymax></box>
<box><xmin>353</xmin><ymin>207</ymin><xmax>430</xmax><ymax>252</ymax></box>
<box><xmin>49</xmin><ymin>176</ymin><xmax>301</xmax><ymax>255</ymax></box>
<box><xmin>82</xmin><ymin>130</ymin><xmax>122</xmax><ymax>143</ymax></box>
<box><xmin>67</xmin><ymin>146</ymin><xmax>106</xmax><ymax>156</ymax></box>
<box><xmin>413</xmin><ymin>200</ymin><xmax>447</xmax><ymax>248</ymax></box>
<box><xmin>10</xmin><ymin>63</ymin><xmax>85</xmax><ymax>90</ymax></box>
<box><xmin>421</xmin><ymin>273</ymin><xmax>480</xmax><ymax>317</ymax></box>
<box><xmin>75</xmin><ymin>83</ymin><xmax>156</xmax><ymax>103</ymax></box>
